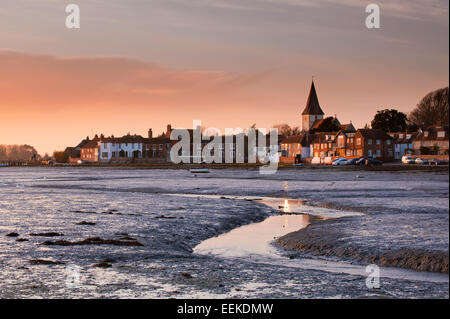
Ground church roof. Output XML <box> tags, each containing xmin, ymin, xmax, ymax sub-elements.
<box><xmin>302</xmin><ymin>80</ymin><xmax>324</xmax><ymax>115</ymax></box>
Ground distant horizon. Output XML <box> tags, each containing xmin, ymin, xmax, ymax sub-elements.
<box><xmin>0</xmin><ymin>1</ymin><xmax>448</xmax><ymax>154</ymax></box>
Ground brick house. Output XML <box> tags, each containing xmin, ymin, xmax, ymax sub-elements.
<box><xmin>280</xmin><ymin>133</ymin><xmax>313</xmax><ymax>162</ymax></box>
<box><xmin>354</xmin><ymin>129</ymin><xmax>394</xmax><ymax>161</ymax></box>
<box><xmin>311</xmin><ymin>132</ymin><xmax>336</xmax><ymax>159</ymax></box>
<box><xmin>412</xmin><ymin>125</ymin><xmax>449</xmax><ymax>155</ymax></box>
<box><xmin>80</xmin><ymin>140</ymin><xmax>100</xmax><ymax>162</ymax></box>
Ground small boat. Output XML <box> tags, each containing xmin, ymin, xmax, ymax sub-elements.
<box><xmin>190</xmin><ymin>168</ymin><xmax>211</xmax><ymax>174</ymax></box>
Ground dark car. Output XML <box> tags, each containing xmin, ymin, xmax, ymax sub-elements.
<box><xmin>429</xmin><ymin>159</ymin><xmax>442</xmax><ymax>166</ymax></box>
<box><xmin>356</xmin><ymin>158</ymin><xmax>367</xmax><ymax>165</ymax></box>
<box><xmin>345</xmin><ymin>158</ymin><xmax>359</xmax><ymax>165</ymax></box>
<box><xmin>364</xmin><ymin>158</ymin><xmax>383</xmax><ymax>166</ymax></box>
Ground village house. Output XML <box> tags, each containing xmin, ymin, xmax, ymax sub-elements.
<box><xmin>279</xmin><ymin>133</ymin><xmax>313</xmax><ymax>163</ymax></box>
<box><xmin>142</xmin><ymin>125</ymin><xmax>173</xmax><ymax>162</ymax></box>
<box><xmin>171</xmin><ymin>127</ymin><xmax>280</xmax><ymax>164</ymax></box>
<box><xmin>79</xmin><ymin>125</ymin><xmax>174</xmax><ymax>163</ymax></box>
<box><xmin>310</xmin><ymin>132</ymin><xmax>336</xmax><ymax>160</ymax></box>
<box><xmin>353</xmin><ymin>129</ymin><xmax>394</xmax><ymax>161</ymax></box>
<box><xmin>412</xmin><ymin>124</ymin><xmax>449</xmax><ymax>155</ymax></box>
<box><xmin>65</xmin><ymin>137</ymin><xmax>95</xmax><ymax>163</ymax></box>
<box><xmin>388</xmin><ymin>131</ymin><xmax>421</xmax><ymax>160</ymax></box>
<box><xmin>310</xmin><ymin>128</ymin><xmax>395</xmax><ymax>163</ymax></box>
<box><xmin>80</xmin><ymin>140</ymin><xmax>100</xmax><ymax>162</ymax></box>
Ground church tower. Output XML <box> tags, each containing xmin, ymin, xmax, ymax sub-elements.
<box><xmin>302</xmin><ymin>80</ymin><xmax>324</xmax><ymax>131</ymax></box>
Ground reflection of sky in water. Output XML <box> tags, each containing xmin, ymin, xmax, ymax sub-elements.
<box><xmin>195</xmin><ymin>214</ymin><xmax>310</xmax><ymax>258</ymax></box>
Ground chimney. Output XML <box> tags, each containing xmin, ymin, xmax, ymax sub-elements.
<box><xmin>148</xmin><ymin>128</ymin><xmax>153</xmax><ymax>138</ymax></box>
<box><xmin>166</xmin><ymin>124</ymin><xmax>172</xmax><ymax>138</ymax></box>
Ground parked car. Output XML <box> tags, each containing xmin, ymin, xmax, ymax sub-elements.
<box><xmin>332</xmin><ymin>159</ymin><xmax>347</xmax><ymax>165</ymax></box>
<box><xmin>356</xmin><ymin>158</ymin><xmax>367</xmax><ymax>165</ymax></box>
<box><xmin>401</xmin><ymin>156</ymin><xmax>415</xmax><ymax>164</ymax></box>
<box><xmin>415</xmin><ymin>158</ymin><xmax>428</xmax><ymax>165</ymax></box>
<box><xmin>331</xmin><ymin>157</ymin><xmax>346</xmax><ymax>165</ymax></box>
<box><xmin>360</xmin><ymin>158</ymin><xmax>382</xmax><ymax>166</ymax></box>
<box><xmin>429</xmin><ymin>158</ymin><xmax>442</xmax><ymax>166</ymax></box>
<box><xmin>345</xmin><ymin>158</ymin><xmax>362</xmax><ymax>165</ymax></box>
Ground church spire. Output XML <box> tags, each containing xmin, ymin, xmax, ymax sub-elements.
<box><xmin>302</xmin><ymin>80</ymin><xmax>324</xmax><ymax>115</ymax></box>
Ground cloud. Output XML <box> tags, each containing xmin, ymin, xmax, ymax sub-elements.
<box><xmin>0</xmin><ymin>50</ymin><xmax>258</xmax><ymax>110</ymax></box>
<box><xmin>167</xmin><ymin>0</ymin><xmax>448</xmax><ymax>22</ymax></box>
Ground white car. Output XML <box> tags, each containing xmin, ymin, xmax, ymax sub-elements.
<box><xmin>331</xmin><ymin>157</ymin><xmax>345</xmax><ymax>164</ymax></box>
<box><xmin>332</xmin><ymin>159</ymin><xmax>347</xmax><ymax>165</ymax></box>
<box><xmin>401</xmin><ymin>156</ymin><xmax>415</xmax><ymax>164</ymax></box>
<box><xmin>415</xmin><ymin>158</ymin><xmax>428</xmax><ymax>165</ymax></box>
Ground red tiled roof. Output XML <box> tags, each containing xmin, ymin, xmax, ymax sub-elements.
<box><xmin>81</xmin><ymin>140</ymin><xmax>99</xmax><ymax>149</ymax></box>
<box><xmin>357</xmin><ymin>129</ymin><xmax>394</xmax><ymax>139</ymax></box>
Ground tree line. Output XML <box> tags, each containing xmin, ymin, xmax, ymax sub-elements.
<box><xmin>0</xmin><ymin>144</ymin><xmax>39</xmax><ymax>161</ymax></box>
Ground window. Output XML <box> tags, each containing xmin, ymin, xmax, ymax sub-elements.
<box><xmin>356</xmin><ymin>138</ymin><xmax>361</xmax><ymax>145</ymax></box>
<box><xmin>368</xmin><ymin>139</ymin><xmax>372</xmax><ymax>145</ymax></box>
<box><xmin>368</xmin><ymin>149</ymin><xmax>373</xmax><ymax>157</ymax></box>
<box><xmin>376</xmin><ymin>139</ymin><xmax>380</xmax><ymax>145</ymax></box>
<box><xmin>424</xmin><ymin>131</ymin><xmax>429</xmax><ymax>137</ymax></box>
<box><xmin>438</xmin><ymin>131</ymin><xmax>445</xmax><ymax>138</ymax></box>
<box><xmin>386</xmin><ymin>140</ymin><xmax>391</xmax><ymax>145</ymax></box>
<box><xmin>376</xmin><ymin>149</ymin><xmax>381</xmax><ymax>157</ymax></box>
<box><xmin>102</xmin><ymin>152</ymin><xmax>108</xmax><ymax>158</ymax></box>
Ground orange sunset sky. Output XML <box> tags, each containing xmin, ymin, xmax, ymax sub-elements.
<box><xmin>0</xmin><ymin>0</ymin><xmax>448</xmax><ymax>154</ymax></box>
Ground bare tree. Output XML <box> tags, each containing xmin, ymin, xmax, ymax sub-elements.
<box><xmin>272</xmin><ymin>124</ymin><xmax>302</xmax><ymax>136</ymax></box>
<box><xmin>409</xmin><ymin>87</ymin><xmax>449</xmax><ymax>128</ymax></box>
<box><xmin>0</xmin><ymin>144</ymin><xmax>39</xmax><ymax>161</ymax></box>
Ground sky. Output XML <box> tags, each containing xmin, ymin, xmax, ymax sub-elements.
<box><xmin>0</xmin><ymin>0</ymin><xmax>448</xmax><ymax>154</ymax></box>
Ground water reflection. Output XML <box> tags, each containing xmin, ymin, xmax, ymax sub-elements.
<box><xmin>194</xmin><ymin>214</ymin><xmax>310</xmax><ymax>258</ymax></box>
<box><xmin>283</xmin><ymin>199</ymin><xmax>290</xmax><ymax>213</ymax></box>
